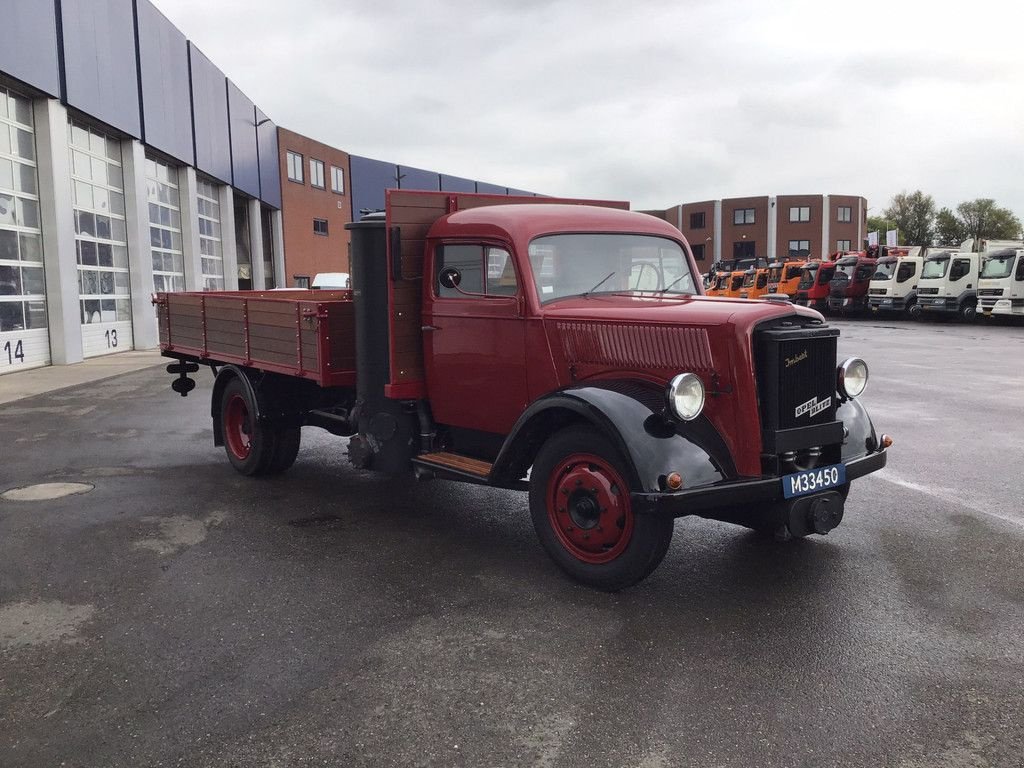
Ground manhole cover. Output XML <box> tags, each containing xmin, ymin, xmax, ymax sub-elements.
<box><xmin>1</xmin><ymin>482</ymin><xmax>95</xmax><ymax>502</ymax></box>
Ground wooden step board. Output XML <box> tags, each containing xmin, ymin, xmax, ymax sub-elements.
<box><xmin>414</xmin><ymin>451</ymin><xmax>492</xmax><ymax>479</ymax></box>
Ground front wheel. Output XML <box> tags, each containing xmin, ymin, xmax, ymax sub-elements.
<box><xmin>529</xmin><ymin>426</ymin><xmax>674</xmax><ymax>591</ymax></box>
<box><xmin>959</xmin><ymin>302</ymin><xmax>977</xmax><ymax>322</ymax></box>
<box><xmin>906</xmin><ymin>301</ymin><xmax>922</xmax><ymax>320</ymax></box>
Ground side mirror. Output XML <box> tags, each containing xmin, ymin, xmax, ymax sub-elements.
<box><xmin>439</xmin><ymin>267</ymin><xmax>462</xmax><ymax>289</ymax></box>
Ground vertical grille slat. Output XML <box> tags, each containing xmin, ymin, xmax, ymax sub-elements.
<box><xmin>557</xmin><ymin>322</ymin><xmax>714</xmax><ymax>372</ymax></box>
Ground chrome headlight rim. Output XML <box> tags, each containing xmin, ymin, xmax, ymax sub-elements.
<box><xmin>666</xmin><ymin>372</ymin><xmax>705</xmax><ymax>421</ymax></box>
<box><xmin>837</xmin><ymin>357</ymin><xmax>869</xmax><ymax>399</ymax></box>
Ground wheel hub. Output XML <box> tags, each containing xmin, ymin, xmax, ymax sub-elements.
<box><xmin>547</xmin><ymin>454</ymin><xmax>634</xmax><ymax>564</ymax></box>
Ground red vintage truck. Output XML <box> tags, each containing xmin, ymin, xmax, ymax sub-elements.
<box><xmin>156</xmin><ymin>191</ymin><xmax>888</xmax><ymax>590</ymax></box>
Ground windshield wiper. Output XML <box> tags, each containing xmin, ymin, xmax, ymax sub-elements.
<box><xmin>581</xmin><ymin>271</ymin><xmax>615</xmax><ymax>298</ymax></box>
<box><xmin>657</xmin><ymin>274</ymin><xmax>690</xmax><ymax>294</ymax></box>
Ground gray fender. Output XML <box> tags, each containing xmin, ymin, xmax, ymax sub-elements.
<box><xmin>490</xmin><ymin>384</ymin><xmax>734</xmax><ymax>493</ymax></box>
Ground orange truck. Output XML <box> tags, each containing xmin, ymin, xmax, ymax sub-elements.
<box><xmin>767</xmin><ymin>260</ymin><xmax>806</xmax><ymax>299</ymax></box>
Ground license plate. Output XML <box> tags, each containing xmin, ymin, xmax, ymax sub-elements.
<box><xmin>782</xmin><ymin>464</ymin><xmax>846</xmax><ymax>499</ymax></box>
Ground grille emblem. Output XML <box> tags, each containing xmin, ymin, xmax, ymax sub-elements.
<box><xmin>795</xmin><ymin>395</ymin><xmax>831</xmax><ymax>419</ymax></box>
<box><xmin>785</xmin><ymin>350</ymin><xmax>808</xmax><ymax>368</ymax></box>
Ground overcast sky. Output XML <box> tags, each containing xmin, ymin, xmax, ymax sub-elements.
<box><xmin>156</xmin><ymin>0</ymin><xmax>1024</xmax><ymax>217</ymax></box>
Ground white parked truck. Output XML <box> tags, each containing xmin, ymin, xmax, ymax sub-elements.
<box><xmin>917</xmin><ymin>250</ymin><xmax>980</xmax><ymax>320</ymax></box>
<box><xmin>978</xmin><ymin>248</ymin><xmax>1024</xmax><ymax>318</ymax></box>
<box><xmin>867</xmin><ymin>247</ymin><xmax>923</xmax><ymax>317</ymax></box>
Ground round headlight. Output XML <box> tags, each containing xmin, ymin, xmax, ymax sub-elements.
<box><xmin>838</xmin><ymin>357</ymin><xmax>869</xmax><ymax>399</ymax></box>
<box><xmin>667</xmin><ymin>372</ymin><xmax>705</xmax><ymax>421</ymax></box>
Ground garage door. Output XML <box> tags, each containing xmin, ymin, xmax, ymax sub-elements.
<box><xmin>0</xmin><ymin>85</ymin><xmax>49</xmax><ymax>375</ymax></box>
<box><xmin>69</xmin><ymin>118</ymin><xmax>132</xmax><ymax>357</ymax></box>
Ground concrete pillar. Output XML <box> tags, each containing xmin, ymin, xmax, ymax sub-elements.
<box><xmin>178</xmin><ymin>166</ymin><xmax>203</xmax><ymax>291</ymax></box>
<box><xmin>713</xmin><ymin>200</ymin><xmax>722</xmax><ymax>263</ymax></box>
<box><xmin>219</xmin><ymin>185</ymin><xmax>239</xmax><ymax>290</ymax></box>
<box><xmin>271</xmin><ymin>208</ymin><xmax>285</xmax><ymax>288</ymax></box>
<box><xmin>33</xmin><ymin>98</ymin><xmax>81</xmax><ymax>365</ymax></box>
<box><xmin>121</xmin><ymin>138</ymin><xmax>157</xmax><ymax>349</ymax></box>
<box><xmin>766</xmin><ymin>196</ymin><xmax>777</xmax><ymax>261</ymax></box>
<box><xmin>247</xmin><ymin>197</ymin><xmax>265</xmax><ymax>289</ymax></box>
<box><xmin>822</xmin><ymin>195</ymin><xmax>831</xmax><ymax>258</ymax></box>
<box><xmin>857</xmin><ymin>198</ymin><xmax>864</xmax><ymax>249</ymax></box>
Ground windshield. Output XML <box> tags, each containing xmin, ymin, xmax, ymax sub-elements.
<box><xmin>922</xmin><ymin>257</ymin><xmax>950</xmax><ymax>279</ymax></box>
<box><xmin>873</xmin><ymin>260</ymin><xmax>897</xmax><ymax>280</ymax></box>
<box><xmin>818</xmin><ymin>266</ymin><xmax>836</xmax><ymax>284</ymax></box>
<box><xmin>785</xmin><ymin>265</ymin><xmax>803</xmax><ymax>280</ymax></box>
<box><xmin>835</xmin><ymin>264</ymin><xmax>855</xmax><ymax>278</ymax></box>
<box><xmin>528</xmin><ymin>234</ymin><xmax>697</xmax><ymax>304</ymax></box>
<box><xmin>981</xmin><ymin>252</ymin><xmax>1017</xmax><ymax>279</ymax></box>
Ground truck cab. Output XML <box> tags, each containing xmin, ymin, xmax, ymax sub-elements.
<box><xmin>793</xmin><ymin>259</ymin><xmax>836</xmax><ymax>312</ymax></box>
<box><xmin>827</xmin><ymin>253</ymin><xmax>878</xmax><ymax>314</ymax></box>
<box><xmin>739</xmin><ymin>266</ymin><xmax>770</xmax><ymax>300</ymax></box>
<box><xmin>918</xmin><ymin>250</ymin><xmax>979</xmax><ymax>320</ymax></box>
<box><xmin>157</xmin><ymin>191</ymin><xmax>887</xmax><ymax>591</ymax></box>
<box><xmin>868</xmin><ymin>248</ymin><xmax>923</xmax><ymax>318</ymax></box>
<box><xmin>978</xmin><ymin>248</ymin><xmax>1024</xmax><ymax>318</ymax></box>
<box><xmin>767</xmin><ymin>260</ymin><xmax>806</xmax><ymax>299</ymax></box>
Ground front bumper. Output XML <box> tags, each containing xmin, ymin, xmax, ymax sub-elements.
<box><xmin>869</xmin><ymin>295</ymin><xmax>907</xmax><ymax>311</ymax></box>
<box><xmin>632</xmin><ymin>446</ymin><xmax>887</xmax><ymax>516</ymax></box>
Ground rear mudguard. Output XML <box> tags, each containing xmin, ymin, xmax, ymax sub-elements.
<box><xmin>490</xmin><ymin>383</ymin><xmax>734</xmax><ymax>493</ymax></box>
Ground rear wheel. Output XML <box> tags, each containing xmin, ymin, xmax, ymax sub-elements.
<box><xmin>529</xmin><ymin>426</ymin><xmax>673</xmax><ymax>591</ymax></box>
<box><xmin>220</xmin><ymin>377</ymin><xmax>298</xmax><ymax>476</ymax></box>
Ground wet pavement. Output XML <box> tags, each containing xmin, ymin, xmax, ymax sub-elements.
<box><xmin>1</xmin><ymin>318</ymin><xmax>1022</xmax><ymax>767</ymax></box>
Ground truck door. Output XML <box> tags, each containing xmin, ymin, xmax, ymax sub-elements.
<box><xmin>423</xmin><ymin>242</ymin><xmax>528</xmax><ymax>435</ymax></box>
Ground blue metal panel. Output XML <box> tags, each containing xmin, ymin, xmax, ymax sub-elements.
<box><xmin>188</xmin><ymin>43</ymin><xmax>231</xmax><ymax>184</ymax></box>
<box><xmin>61</xmin><ymin>0</ymin><xmax>141</xmax><ymax>137</ymax></box>
<box><xmin>476</xmin><ymin>181</ymin><xmax>508</xmax><ymax>195</ymax></box>
<box><xmin>397</xmin><ymin>164</ymin><xmax>439</xmax><ymax>192</ymax></box>
<box><xmin>255</xmin><ymin>108</ymin><xmax>280</xmax><ymax>209</ymax></box>
<box><xmin>136</xmin><ymin>0</ymin><xmax>191</xmax><ymax>164</ymax></box>
<box><xmin>349</xmin><ymin>155</ymin><xmax>398</xmax><ymax>217</ymax></box>
<box><xmin>439</xmin><ymin>174</ymin><xmax>476</xmax><ymax>193</ymax></box>
<box><xmin>0</xmin><ymin>0</ymin><xmax>60</xmax><ymax>96</ymax></box>
<box><xmin>507</xmin><ymin>188</ymin><xmax>538</xmax><ymax>197</ymax></box>
<box><xmin>228</xmin><ymin>80</ymin><xmax>259</xmax><ymax>198</ymax></box>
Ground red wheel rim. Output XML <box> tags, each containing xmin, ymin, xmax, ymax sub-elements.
<box><xmin>546</xmin><ymin>453</ymin><xmax>634</xmax><ymax>564</ymax></box>
<box><xmin>225</xmin><ymin>393</ymin><xmax>252</xmax><ymax>459</ymax></box>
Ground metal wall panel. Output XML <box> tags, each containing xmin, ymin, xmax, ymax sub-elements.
<box><xmin>397</xmin><ymin>164</ymin><xmax>439</xmax><ymax>192</ymax></box>
<box><xmin>61</xmin><ymin>0</ymin><xmax>141</xmax><ymax>137</ymax></box>
<box><xmin>136</xmin><ymin>0</ymin><xmax>192</xmax><ymax>164</ymax></box>
<box><xmin>0</xmin><ymin>0</ymin><xmax>61</xmax><ymax>96</ymax></box>
<box><xmin>507</xmin><ymin>188</ymin><xmax>537</xmax><ymax>197</ymax></box>
<box><xmin>255</xmin><ymin>107</ymin><xmax>280</xmax><ymax>209</ymax></box>
<box><xmin>475</xmin><ymin>181</ymin><xmax>508</xmax><ymax>195</ymax></box>
<box><xmin>227</xmin><ymin>80</ymin><xmax>259</xmax><ymax>198</ymax></box>
<box><xmin>439</xmin><ymin>174</ymin><xmax>476</xmax><ymax>193</ymax></box>
<box><xmin>188</xmin><ymin>43</ymin><xmax>231</xmax><ymax>184</ymax></box>
<box><xmin>349</xmin><ymin>155</ymin><xmax>397</xmax><ymax>218</ymax></box>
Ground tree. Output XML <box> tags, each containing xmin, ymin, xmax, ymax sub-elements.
<box><xmin>934</xmin><ymin>207</ymin><xmax>967</xmax><ymax>246</ymax></box>
<box><xmin>883</xmin><ymin>190</ymin><xmax>936</xmax><ymax>246</ymax></box>
<box><xmin>866</xmin><ymin>215</ymin><xmax>895</xmax><ymax>242</ymax></box>
<box><xmin>955</xmin><ymin>199</ymin><xmax>1022</xmax><ymax>244</ymax></box>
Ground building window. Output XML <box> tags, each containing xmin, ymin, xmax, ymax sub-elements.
<box><xmin>788</xmin><ymin>240</ymin><xmax>811</xmax><ymax>258</ymax></box>
<box><xmin>309</xmin><ymin>158</ymin><xmax>325</xmax><ymax>189</ymax></box>
<box><xmin>689</xmin><ymin>211</ymin><xmax>705</xmax><ymax>229</ymax></box>
<box><xmin>313</xmin><ymin>218</ymin><xmax>328</xmax><ymax>236</ymax></box>
<box><xmin>691</xmin><ymin>244</ymin><xmax>705</xmax><ymax>261</ymax></box>
<box><xmin>286</xmin><ymin>151</ymin><xmax>303</xmax><ymax>184</ymax></box>
<box><xmin>293</xmin><ymin>275</ymin><xmax>310</xmax><ymax>289</ymax></box>
<box><xmin>789</xmin><ymin>206</ymin><xmax>810</xmax><ymax>223</ymax></box>
<box><xmin>837</xmin><ymin>206</ymin><xmax>852</xmax><ymax>222</ymax></box>
<box><xmin>331</xmin><ymin>166</ymin><xmax>345</xmax><ymax>195</ymax></box>
<box><xmin>196</xmin><ymin>179</ymin><xmax>224</xmax><ymax>290</ymax></box>
<box><xmin>145</xmin><ymin>156</ymin><xmax>184</xmax><ymax>293</ymax></box>
<box><xmin>733</xmin><ymin>208</ymin><xmax>754</xmax><ymax>225</ymax></box>
<box><xmin>837</xmin><ymin>239</ymin><xmax>851</xmax><ymax>252</ymax></box>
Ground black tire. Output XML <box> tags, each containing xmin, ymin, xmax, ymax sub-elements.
<box><xmin>220</xmin><ymin>377</ymin><xmax>278</xmax><ymax>476</ymax></box>
<box><xmin>529</xmin><ymin>426</ymin><xmax>674</xmax><ymax>591</ymax></box>
<box><xmin>959</xmin><ymin>302</ymin><xmax>977</xmax><ymax>322</ymax></box>
<box><xmin>265</xmin><ymin>427</ymin><xmax>301</xmax><ymax>474</ymax></box>
<box><xmin>906</xmin><ymin>301</ymin><xmax>922</xmax><ymax>320</ymax></box>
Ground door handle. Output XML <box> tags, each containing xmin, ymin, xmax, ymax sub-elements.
<box><xmin>421</xmin><ymin>325</ymin><xmax>441</xmax><ymax>331</ymax></box>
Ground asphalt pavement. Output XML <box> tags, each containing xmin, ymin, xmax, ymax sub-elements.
<box><xmin>1</xmin><ymin>318</ymin><xmax>1022</xmax><ymax>767</ymax></box>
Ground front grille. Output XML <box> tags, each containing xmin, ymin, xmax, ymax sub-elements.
<box><xmin>869</xmin><ymin>288</ymin><xmax>887</xmax><ymax>295</ymax></box>
<box><xmin>755</xmin><ymin>320</ymin><xmax>840</xmax><ymax>456</ymax></box>
<box><xmin>919</xmin><ymin>287</ymin><xmax>939</xmax><ymax>295</ymax></box>
<box><xmin>979</xmin><ymin>288</ymin><xmax>1004</xmax><ymax>297</ymax></box>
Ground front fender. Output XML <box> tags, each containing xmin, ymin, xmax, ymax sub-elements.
<box><xmin>837</xmin><ymin>396</ymin><xmax>878</xmax><ymax>462</ymax></box>
<box><xmin>491</xmin><ymin>383</ymin><xmax>735</xmax><ymax>494</ymax></box>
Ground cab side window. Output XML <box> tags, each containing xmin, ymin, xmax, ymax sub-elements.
<box><xmin>436</xmin><ymin>245</ymin><xmax>516</xmax><ymax>298</ymax></box>
<box><xmin>896</xmin><ymin>262</ymin><xmax>916</xmax><ymax>283</ymax></box>
<box><xmin>950</xmin><ymin>258</ymin><xmax>971</xmax><ymax>281</ymax></box>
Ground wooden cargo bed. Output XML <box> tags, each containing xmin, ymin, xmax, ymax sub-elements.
<box><xmin>154</xmin><ymin>290</ymin><xmax>356</xmax><ymax>387</ymax></box>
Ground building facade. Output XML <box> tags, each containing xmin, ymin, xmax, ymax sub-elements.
<box><xmin>649</xmin><ymin>194</ymin><xmax>868</xmax><ymax>266</ymax></box>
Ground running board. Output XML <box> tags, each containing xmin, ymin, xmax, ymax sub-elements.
<box><xmin>412</xmin><ymin>451</ymin><xmax>493</xmax><ymax>484</ymax></box>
